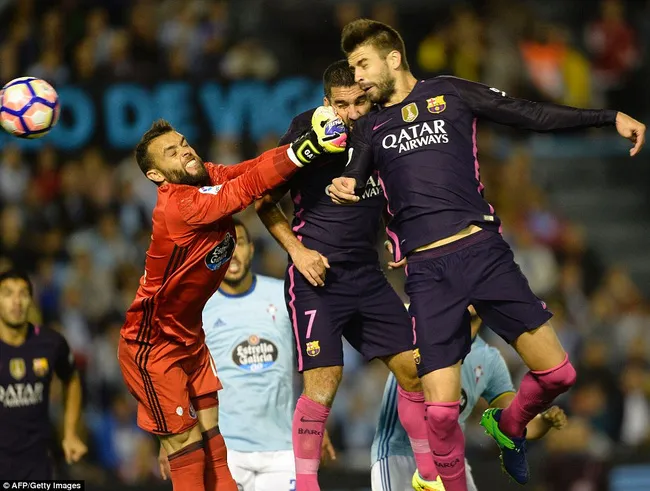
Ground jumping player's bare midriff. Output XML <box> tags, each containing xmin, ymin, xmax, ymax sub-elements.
<box><xmin>413</xmin><ymin>224</ymin><xmax>483</xmax><ymax>253</ymax></box>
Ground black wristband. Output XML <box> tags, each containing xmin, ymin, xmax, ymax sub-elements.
<box><xmin>290</xmin><ymin>130</ymin><xmax>323</xmax><ymax>165</ymax></box>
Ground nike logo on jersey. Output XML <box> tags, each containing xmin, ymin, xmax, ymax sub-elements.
<box><xmin>300</xmin><ymin>416</ymin><xmax>322</xmax><ymax>423</ymax></box>
<box><xmin>373</xmin><ymin>119</ymin><xmax>392</xmax><ymax>131</ymax></box>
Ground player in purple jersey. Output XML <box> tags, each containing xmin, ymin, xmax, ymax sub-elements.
<box><xmin>0</xmin><ymin>269</ymin><xmax>87</xmax><ymax>480</ymax></box>
<box><xmin>256</xmin><ymin>60</ymin><xmax>441</xmax><ymax>491</ymax></box>
<box><xmin>329</xmin><ymin>19</ymin><xmax>646</xmax><ymax>491</ymax></box>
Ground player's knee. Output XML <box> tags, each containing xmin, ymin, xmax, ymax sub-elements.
<box><xmin>537</xmin><ymin>359</ymin><xmax>577</xmax><ymax>395</ymax></box>
<box><xmin>303</xmin><ymin>366</ymin><xmax>343</xmax><ymax>407</ymax></box>
<box><xmin>421</xmin><ymin>362</ymin><xmax>463</xmax><ymax>402</ymax></box>
<box><xmin>394</xmin><ymin>368</ymin><xmax>421</xmax><ymax>393</ymax></box>
<box><xmin>303</xmin><ymin>388</ymin><xmax>337</xmax><ymax>408</ymax></box>
<box><xmin>383</xmin><ymin>351</ymin><xmax>421</xmax><ymax>392</ymax></box>
<box><xmin>399</xmin><ymin>376</ymin><xmax>422</xmax><ymax>393</ymax></box>
<box><xmin>426</xmin><ymin>404</ymin><xmax>460</xmax><ymax>440</ymax></box>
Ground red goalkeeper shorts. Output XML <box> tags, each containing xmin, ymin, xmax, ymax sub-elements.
<box><xmin>118</xmin><ymin>336</ymin><xmax>222</xmax><ymax>435</ymax></box>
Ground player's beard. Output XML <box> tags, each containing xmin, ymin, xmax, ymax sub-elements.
<box><xmin>223</xmin><ymin>257</ymin><xmax>252</xmax><ymax>288</ymax></box>
<box><xmin>0</xmin><ymin>314</ymin><xmax>28</xmax><ymax>330</ymax></box>
<box><xmin>367</xmin><ymin>65</ymin><xmax>397</xmax><ymax>105</ymax></box>
<box><xmin>162</xmin><ymin>158</ymin><xmax>211</xmax><ymax>187</ymax></box>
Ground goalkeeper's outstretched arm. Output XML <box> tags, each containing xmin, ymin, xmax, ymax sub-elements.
<box><xmin>174</xmin><ymin>107</ymin><xmax>347</xmax><ymax>228</ymax></box>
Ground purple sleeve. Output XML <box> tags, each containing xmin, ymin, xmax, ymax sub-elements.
<box><xmin>444</xmin><ymin>76</ymin><xmax>618</xmax><ymax>131</ymax></box>
<box><xmin>341</xmin><ymin>117</ymin><xmax>374</xmax><ymax>191</ymax></box>
<box><xmin>278</xmin><ymin>110</ymin><xmax>315</xmax><ymax>146</ymax></box>
<box><xmin>54</xmin><ymin>333</ymin><xmax>76</xmax><ymax>382</ymax></box>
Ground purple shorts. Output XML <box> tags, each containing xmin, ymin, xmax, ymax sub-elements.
<box><xmin>405</xmin><ymin>231</ymin><xmax>553</xmax><ymax>377</ymax></box>
<box><xmin>285</xmin><ymin>262</ymin><xmax>414</xmax><ymax>372</ymax></box>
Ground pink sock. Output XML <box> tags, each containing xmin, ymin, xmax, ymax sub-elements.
<box><xmin>500</xmin><ymin>355</ymin><xmax>577</xmax><ymax>438</ymax></box>
<box><xmin>293</xmin><ymin>395</ymin><xmax>330</xmax><ymax>491</ymax></box>
<box><xmin>425</xmin><ymin>402</ymin><xmax>467</xmax><ymax>491</ymax></box>
<box><xmin>397</xmin><ymin>386</ymin><xmax>438</xmax><ymax>481</ymax></box>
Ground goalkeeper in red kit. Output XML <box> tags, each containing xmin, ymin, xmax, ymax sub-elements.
<box><xmin>118</xmin><ymin>110</ymin><xmax>347</xmax><ymax>491</ymax></box>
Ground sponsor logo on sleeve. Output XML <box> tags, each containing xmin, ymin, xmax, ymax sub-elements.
<box><xmin>199</xmin><ymin>185</ymin><xmax>222</xmax><ymax>195</ymax></box>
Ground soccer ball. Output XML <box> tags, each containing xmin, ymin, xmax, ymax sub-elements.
<box><xmin>0</xmin><ymin>77</ymin><xmax>60</xmax><ymax>139</ymax></box>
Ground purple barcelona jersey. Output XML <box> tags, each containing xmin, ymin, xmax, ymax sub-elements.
<box><xmin>279</xmin><ymin>108</ymin><xmax>385</xmax><ymax>264</ymax></box>
<box><xmin>343</xmin><ymin>76</ymin><xmax>617</xmax><ymax>261</ymax></box>
<box><xmin>0</xmin><ymin>324</ymin><xmax>76</xmax><ymax>479</ymax></box>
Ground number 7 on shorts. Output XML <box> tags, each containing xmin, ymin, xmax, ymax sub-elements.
<box><xmin>305</xmin><ymin>310</ymin><xmax>317</xmax><ymax>338</ymax></box>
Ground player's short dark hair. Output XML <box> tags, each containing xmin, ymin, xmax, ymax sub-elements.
<box><xmin>323</xmin><ymin>60</ymin><xmax>356</xmax><ymax>100</ymax></box>
<box><xmin>341</xmin><ymin>18</ymin><xmax>409</xmax><ymax>71</ymax></box>
<box><xmin>135</xmin><ymin>119</ymin><xmax>175</xmax><ymax>176</ymax></box>
<box><xmin>233</xmin><ymin>218</ymin><xmax>251</xmax><ymax>243</ymax></box>
<box><xmin>0</xmin><ymin>269</ymin><xmax>33</xmax><ymax>296</ymax></box>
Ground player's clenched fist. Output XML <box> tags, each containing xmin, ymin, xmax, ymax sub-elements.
<box><xmin>62</xmin><ymin>434</ymin><xmax>88</xmax><ymax>464</ymax></box>
<box><xmin>541</xmin><ymin>405</ymin><xmax>568</xmax><ymax>430</ymax></box>
<box><xmin>615</xmin><ymin>112</ymin><xmax>646</xmax><ymax>157</ymax></box>
<box><xmin>329</xmin><ymin>176</ymin><xmax>359</xmax><ymax>204</ymax></box>
<box><xmin>290</xmin><ymin>106</ymin><xmax>347</xmax><ymax>166</ymax></box>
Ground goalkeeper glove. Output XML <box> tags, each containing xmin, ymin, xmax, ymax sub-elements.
<box><xmin>290</xmin><ymin>106</ymin><xmax>347</xmax><ymax>166</ymax></box>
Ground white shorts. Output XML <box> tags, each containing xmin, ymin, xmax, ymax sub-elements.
<box><xmin>370</xmin><ymin>455</ymin><xmax>478</xmax><ymax>491</ymax></box>
<box><xmin>227</xmin><ymin>449</ymin><xmax>296</xmax><ymax>491</ymax></box>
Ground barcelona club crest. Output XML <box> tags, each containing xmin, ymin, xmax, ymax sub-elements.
<box><xmin>33</xmin><ymin>358</ymin><xmax>49</xmax><ymax>377</ymax></box>
<box><xmin>306</xmin><ymin>341</ymin><xmax>320</xmax><ymax>357</ymax></box>
<box><xmin>413</xmin><ymin>348</ymin><xmax>421</xmax><ymax>365</ymax></box>
<box><xmin>427</xmin><ymin>95</ymin><xmax>446</xmax><ymax>114</ymax></box>
<box><xmin>9</xmin><ymin>358</ymin><xmax>26</xmax><ymax>380</ymax></box>
<box><xmin>401</xmin><ymin>102</ymin><xmax>419</xmax><ymax>123</ymax></box>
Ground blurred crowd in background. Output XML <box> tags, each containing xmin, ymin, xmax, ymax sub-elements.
<box><xmin>0</xmin><ymin>0</ymin><xmax>649</xmax><ymax>489</ymax></box>
<box><xmin>1</xmin><ymin>0</ymin><xmax>649</xmax><ymax>111</ymax></box>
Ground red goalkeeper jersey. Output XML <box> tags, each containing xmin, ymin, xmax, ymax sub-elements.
<box><xmin>121</xmin><ymin>145</ymin><xmax>298</xmax><ymax>346</ymax></box>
